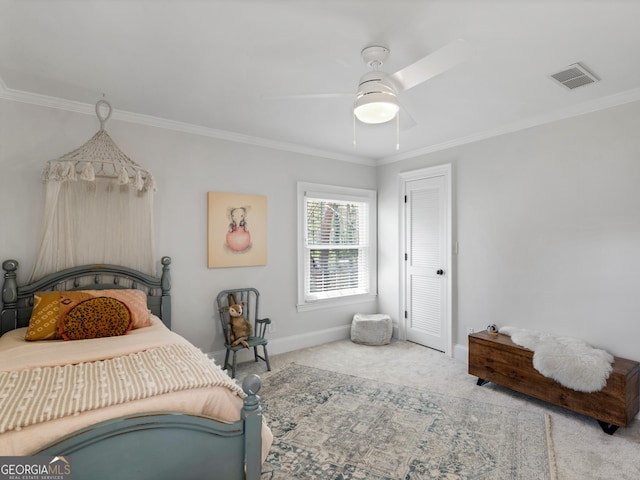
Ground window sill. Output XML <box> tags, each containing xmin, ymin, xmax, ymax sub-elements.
<box><xmin>296</xmin><ymin>293</ymin><xmax>377</xmax><ymax>312</ymax></box>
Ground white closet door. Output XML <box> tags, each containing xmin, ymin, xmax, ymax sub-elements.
<box><xmin>405</xmin><ymin>174</ymin><xmax>448</xmax><ymax>352</ymax></box>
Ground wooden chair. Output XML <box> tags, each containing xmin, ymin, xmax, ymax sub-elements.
<box><xmin>216</xmin><ymin>288</ymin><xmax>271</xmax><ymax>378</ymax></box>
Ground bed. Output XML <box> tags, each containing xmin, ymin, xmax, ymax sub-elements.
<box><xmin>0</xmin><ymin>256</ymin><xmax>272</xmax><ymax>480</ymax></box>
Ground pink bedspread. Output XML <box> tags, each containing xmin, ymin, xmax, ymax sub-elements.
<box><xmin>0</xmin><ymin>317</ymin><xmax>273</xmax><ymax>459</ymax></box>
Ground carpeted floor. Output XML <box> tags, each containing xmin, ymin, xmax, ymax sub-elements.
<box><xmin>235</xmin><ymin>339</ymin><xmax>640</xmax><ymax>480</ymax></box>
<box><xmin>260</xmin><ymin>364</ymin><xmax>553</xmax><ymax>479</ymax></box>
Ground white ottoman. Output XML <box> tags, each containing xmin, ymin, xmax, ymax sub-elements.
<box><xmin>350</xmin><ymin>313</ymin><xmax>393</xmax><ymax>345</ymax></box>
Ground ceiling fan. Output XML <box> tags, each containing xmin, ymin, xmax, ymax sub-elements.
<box><xmin>270</xmin><ymin>39</ymin><xmax>468</xmax><ymax>129</ymax></box>
<box><xmin>353</xmin><ymin>38</ymin><xmax>469</xmax><ymax>125</ymax></box>
<box><xmin>268</xmin><ymin>39</ymin><xmax>469</xmax><ymax>150</ymax></box>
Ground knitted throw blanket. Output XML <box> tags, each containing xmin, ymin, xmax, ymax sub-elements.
<box><xmin>0</xmin><ymin>344</ymin><xmax>244</xmax><ymax>433</ymax></box>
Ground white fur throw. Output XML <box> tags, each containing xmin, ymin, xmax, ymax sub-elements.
<box><xmin>499</xmin><ymin>326</ymin><xmax>614</xmax><ymax>393</ymax></box>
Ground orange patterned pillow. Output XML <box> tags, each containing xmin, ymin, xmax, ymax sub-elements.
<box><xmin>25</xmin><ymin>289</ymin><xmax>151</xmax><ymax>341</ymax></box>
<box><xmin>60</xmin><ymin>290</ymin><xmax>151</xmax><ymax>329</ymax></box>
<box><xmin>60</xmin><ymin>297</ymin><xmax>132</xmax><ymax>340</ymax></box>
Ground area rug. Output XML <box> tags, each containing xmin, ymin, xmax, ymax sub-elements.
<box><xmin>260</xmin><ymin>364</ymin><xmax>555</xmax><ymax>479</ymax></box>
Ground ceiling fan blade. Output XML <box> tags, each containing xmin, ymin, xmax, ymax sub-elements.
<box><xmin>399</xmin><ymin>104</ymin><xmax>417</xmax><ymax>130</ymax></box>
<box><xmin>264</xmin><ymin>93</ymin><xmax>352</xmax><ymax>100</ymax></box>
<box><xmin>388</xmin><ymin>38</ymin><xmax>469</xmax><ymax>93</ymax></box>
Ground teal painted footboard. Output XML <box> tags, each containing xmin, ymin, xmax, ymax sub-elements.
<box><xmin>33</xmin><ymin>374</ymin><xmax>264</xmax><ymax>480</ymax></box>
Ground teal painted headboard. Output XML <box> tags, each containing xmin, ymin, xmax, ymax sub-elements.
<box><xmin>1</xmin><ymin>257</ymin><xmax>172</xmax><ymax>335</ymax></box>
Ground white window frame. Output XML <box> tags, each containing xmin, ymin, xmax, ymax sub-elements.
<box><xmin>297</xmin><ymin>182</ymin><xmax>377</xmax><ymax>312</ymax></box>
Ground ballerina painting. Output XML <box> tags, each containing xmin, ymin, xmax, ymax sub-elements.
<box><xmin>207</xmin><ymin>192</ymin><xmax>267</xmax><ymax>268</ymax></box>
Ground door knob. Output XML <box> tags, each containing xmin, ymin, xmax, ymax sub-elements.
<box><xmin>436</xmin><ymin>269</ymin><xmax>444</xmax><ymax>275</ymax></box>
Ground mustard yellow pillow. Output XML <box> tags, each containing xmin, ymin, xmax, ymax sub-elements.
<box><xmin>25</xmin><ymin>291</ymin><xmax>63</xmax><ymax>340</ymax></box>
<box><xmin>60</xmin><ymin>297</ymin><xmax>133</xmax><ymax>341</ymax></box>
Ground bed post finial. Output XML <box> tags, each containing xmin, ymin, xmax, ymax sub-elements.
<box><xmin>1</xmin><ymin>259</ymin><xmax>19</xmax><ymax>335</ymax></box>
<box><xmin>2</xmin><ymin>259</ymin><xmax>18</xmax><ymax>305</ymax></box>
<box><xmin>160</xmin><ymin>256</ymin><xmax>171</xmax><ymax>294</ymax></box>
<box><xmin>241</xmin><ymin>374</ymin><xmax>262</xmax><ymax>479</ymax></box>
<box><xmin>159</xmin><ymin>256</ymin><xmax>172</xmax><ymax>330</ymax></box>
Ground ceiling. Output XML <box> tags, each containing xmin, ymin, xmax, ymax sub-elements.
<box><xmin>2</xmin><ymin>0</ymin><xmax>640</xmax><ymax>164</ymax></box>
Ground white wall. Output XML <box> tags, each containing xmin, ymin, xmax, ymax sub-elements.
<box><xmin>0</xmin><ymin>99</ymin><xmax>378</xmax><ymax>354</ymax></box>
<box><xmin>378</xmin><ymin>100</ymin><xmax>640</xmax><ymax>361</ymax></box>
<box><xmin>5</xmin><ymin>97</ymin><xmax>640</xmax><ymax>363</ymax></box>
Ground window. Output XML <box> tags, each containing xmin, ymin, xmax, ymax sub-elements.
<box><xmin>297</xmin><ymin>182</ymin><xmax>377</xmax><ymax>310</ymax></box>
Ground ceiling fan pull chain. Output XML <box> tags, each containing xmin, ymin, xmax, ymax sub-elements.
<box><xmin>396</xmin><ymin>114</ymin><xmax>400</xmax><ymax>150</ymax></box>
<box><xmin>353</xmin><ymin>111</ymin><xmax>357</xmax><ymax>148</ymax></box>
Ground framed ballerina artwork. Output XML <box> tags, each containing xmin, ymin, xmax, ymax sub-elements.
<box><xmin>207</xmin><ymin>191</ymin><xmax>267</xmax><ymax>268</ymax></box>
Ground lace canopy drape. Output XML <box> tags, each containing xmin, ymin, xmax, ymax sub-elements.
<box><xmin>30</xmin><ymin>101</ymin><xmax>157</xmax><ymax>281</ymax></box>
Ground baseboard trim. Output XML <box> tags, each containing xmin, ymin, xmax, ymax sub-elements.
<box><xmin>207</xmin><ymin>325</ymin><xmax>352</xmax><ymax>366</ymax></box>
<box><xmin>269</xmin><ymin>325</ymin><xmax>352</xmax><ymax>355</ymax></box>
<box><xmin>454</xmin><ymin>343</ymin><xmax>468</xmax><ymax>364</ymax></box>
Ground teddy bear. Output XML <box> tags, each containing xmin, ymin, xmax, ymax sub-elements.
<box><xmin>225</xmin><ymin>297</ymin><xmax>252</xmax><ymax>349</ymax></box>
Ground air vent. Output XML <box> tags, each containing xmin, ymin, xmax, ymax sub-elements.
<box><xmin>550</xmin><ymin>63</ymin><xmax>599</xmax><ymax>90</ymax></box>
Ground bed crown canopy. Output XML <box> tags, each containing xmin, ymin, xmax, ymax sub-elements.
<box><xmin>41</xmin><ymin>100</ymin><xmax>157</xmax><ymax>192</ymax></box>
<box><xmin>30</xmin><ymin>100</ymin><xmax>157</xmax><ymax>281</ymax></box>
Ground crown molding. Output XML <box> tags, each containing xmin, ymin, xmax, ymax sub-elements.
<box><xmin>4</xmin><ymin>76</ymin><xmax>639</xmax><ymax>168</ymax></box>
<box><xmin>0</xmin><ymin>77</ymin><xmax>376</xmax><ymax>167</ymax></box>
<box><xmin>377</xmin><ymin>86</ymin><xmax>640</xmax><ymax>165</ymax></box>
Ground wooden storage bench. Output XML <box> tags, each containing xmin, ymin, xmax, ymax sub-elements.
<box><xmin>468</xmin><ymin>331</ymin><xmax>639</xmax><ymax>434</ymax></box>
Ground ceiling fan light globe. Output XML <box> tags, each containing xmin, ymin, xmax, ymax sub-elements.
<box><xmin>353</xmin><ymin>92</ymin><xmax>399</xmax><ymax>124</ymax></box>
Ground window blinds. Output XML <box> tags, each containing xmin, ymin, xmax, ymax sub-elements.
<box><xmin>304</xmin><ymin>195</ymin><xmax>370</xmax><ymax>301</ymax></box>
